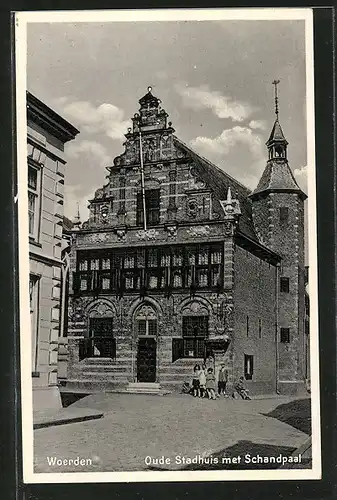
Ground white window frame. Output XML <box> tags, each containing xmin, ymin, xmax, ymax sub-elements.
<box><xmin>28</xmin><ymin>161</ymin><xmax>42</xmax><ymax>241</ymax></box>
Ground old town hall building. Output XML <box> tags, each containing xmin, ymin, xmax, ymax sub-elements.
<box><xmin>65</xmin><ymin>87</ymin><xmax>307</xmax><ymax>396</ymax></box>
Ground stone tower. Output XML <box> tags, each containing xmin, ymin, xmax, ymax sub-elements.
<box><xmin>249</xmin><ymin>83</ymin><xmax>307</xmax><ymax>395</ymax></box>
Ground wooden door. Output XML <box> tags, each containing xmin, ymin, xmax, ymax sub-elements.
<box><xmin>137</xmin><ymin>337</ymin><xmax>156</xmax><ymax>382</ymax></box>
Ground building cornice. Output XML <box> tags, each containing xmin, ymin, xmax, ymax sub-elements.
<box><xmin>29</xmin><ymin>250</ymin><xmax>63</xmax><ymax>267</ymax></box>
<box><xmin>27</xmin><ymin>91</ymin><xmax>79</xmax><ymax>144</ymax></box>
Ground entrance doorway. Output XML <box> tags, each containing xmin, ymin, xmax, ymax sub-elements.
<box><xmin>137</xmin><ymin>337</ymin><xmax>156</xmax><ymax>382</ymax></box>
<box><xmin>134</xmin><ymin>304</ymin><xmax>158</xmax><ymax>382</ymax></box>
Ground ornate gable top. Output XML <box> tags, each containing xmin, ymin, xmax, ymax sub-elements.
<box><xmin>139</xmin><ymin>86</ymin><xmax>160</xmax><ymax>108</ymax></box>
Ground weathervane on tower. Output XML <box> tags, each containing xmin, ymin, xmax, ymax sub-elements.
<box><xmin>272</xmin><ymin>79</ymin><xmax>280</xmax><ymax>119</ymax></box>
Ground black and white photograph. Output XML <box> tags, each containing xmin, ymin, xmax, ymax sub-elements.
<box><xmin>15</xmin><ymin>8</ymin><xmax>320</xmax><ymax>483</ymax></box>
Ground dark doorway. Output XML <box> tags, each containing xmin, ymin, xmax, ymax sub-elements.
<box><xmin>137</xmin><ymin>337</ymin><xmax>156</xmax><ymax>382</ymax></box>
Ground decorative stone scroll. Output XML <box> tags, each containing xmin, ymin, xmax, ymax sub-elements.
<box><xmin>164</xmin><ymin>222</ymin><xmax>178</xmax><ymax>238</ymax></box>
<box><xmin>186</xmin><ymin>225</ymin><xmax>210</xmax><ymax>238</ymax></box>
<box><xmin>135</xmin><ymin>228</ymin><xmax>159</xmax><ymax>241</ymax></box>
<box><xmin>69</xmin><ymin>297</ymin><xmax>86</xmax><ymax>322</ymax></box>
<box><xmin>114</xmin><ymin>226</ymin><xmax>127</xmax><ymax>242</ymax></box>
<box><xmin>86</xmin><ymin>232</ymin><xmax>110</xmax><ymax>244</ymax></box>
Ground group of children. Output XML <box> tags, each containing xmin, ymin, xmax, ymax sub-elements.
<box><xmin>185</xmin><ymin>361</ymin><xmax>251</xmax><ymax>400</ymax></box>
<box><xmin>191</xmin><ymin>363</ymin><xmax>229</xmax><ymax>400</ymax></box>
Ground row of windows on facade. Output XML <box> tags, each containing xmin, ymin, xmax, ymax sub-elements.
<box><xmin>78</xmin><ymin>316</ymin><xmax>258</xmax><ymax>380</ymax></box>
<box><xmin>79</xmin><ymin>315</ymin><xmax>291</xmax><ymax>347</ymax></box>
<box><xmin>91</xmin><ymin>189</ymin><xmax>209</xmax><ymax>225</ymax></box>
<box><xmin>75</xmin><ymin>244</ymin><xmax>223</xmax><ymax>292</ymax></box>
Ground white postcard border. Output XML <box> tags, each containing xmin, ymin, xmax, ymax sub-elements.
<box><xmin>15</xmin><ymin>7</ymin><xmax>321</xmax><ymax>484</ymax></box>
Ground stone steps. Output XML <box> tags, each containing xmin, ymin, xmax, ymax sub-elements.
<box><xmin>74</xmin><ymin>364</ymin><xmax>129</xmax><ymax>373</ymax></box>
<box><xmin>74</xmin><ymin>372</ymin><xmax>127</xmax><ymax>381</ymax></box>
<box><xmin>126</xmin><ymin>382</ymin><xmax>161</xmax><ymax>394</ymax></box>
<box><xmin>81</xmin><ymin>357</ymin><xmax>116</xmax><ymax>365</ymax></box>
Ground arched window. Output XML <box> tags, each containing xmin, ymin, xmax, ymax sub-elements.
<box><xmin>135</xmin><ymin>304</ymin><xmax>158</xmax><ymax>336</ymax></box>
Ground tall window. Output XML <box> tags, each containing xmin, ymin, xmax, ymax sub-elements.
<box><xmin>280</xmin><ymin>277</ymin><xmax>290</xmax><ymax>293</ymax></box>
<box><xmin>28</xmin><ymin>165</ymin><xmax>40</xmax><ymax>238</ymax></box>
<box><xmin>182</xmin><ymin>316</ymin><xmax>208</xmax><ymax>358</ymax></box>
<box><xmin>280</xmin><ymin>327</ymin><xmax>290</xmax><ymax>343</ymax></box>
<box><xmin>244</xmin><ymin>354</ymin><xmax>254</xmax><ymax>380</ymax></box>
<box><xmin>79</xmin><ymin>317</ymin><xmax>116</xmax><ymax>360</ymax></box>
<box><xmin>279</xmin><ymin>207</ymin><xmax>289</xmax><ymax>224</ymax></box>
<box><xmin>136</xmin><ymin>189</ymin><xmax>160</xmax><ymax>226</ymax></box>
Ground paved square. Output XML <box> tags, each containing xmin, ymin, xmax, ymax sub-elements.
<box><xmin>34</xmin><ymin>393</ymin><xmax>309</xmax><ymax>472</ymax></box>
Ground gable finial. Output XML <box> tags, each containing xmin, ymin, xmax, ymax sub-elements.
<box><xmin>73</xmin><ymin>202</ymin><xmax>81</xmax><ymax>224</ymax></box>
<box><xmin>226</xmin><ymin>186</ymin><xmax>232</xmax><ymax>203</ymax></box>
<box><xmin>76</xmin><ymin>202</ymin><xmax>80</xmax><ymax>221</ymax></box>
<box><xmin>272</xmin><ymin>79</ymin><xmax>280</xmax><ymax>119</ymax></box>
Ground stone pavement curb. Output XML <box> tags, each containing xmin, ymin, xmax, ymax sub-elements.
<box><xmin>34</xmin><ymin>407</ymin><xmax>104</xmax><ymax>429</ymax></box>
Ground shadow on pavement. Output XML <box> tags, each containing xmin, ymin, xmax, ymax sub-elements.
<box><xmin>262</xmin><ymin>398</ymin><xmax>311</xmax><ymax>435</ymax></box>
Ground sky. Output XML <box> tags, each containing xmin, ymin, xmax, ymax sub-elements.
<box><xmin>26</xmin><ymin>19</ymin><xmax>308</xmax><ymax>221</ymax></box>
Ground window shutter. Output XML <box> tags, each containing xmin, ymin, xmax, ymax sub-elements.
<box><xmin>73</xmin><ymin>272</ymin><xmax>80</xmax><ymax>293</ymax></box>
<box><xmin>111</xmin><ymin>338</ymin><xmax>116</xmax><ymax>359</ymax></box>
<box><xmin>172</xmin><ymin>338</ymin><xmax>183</xmax><ymax>362</ymax></box>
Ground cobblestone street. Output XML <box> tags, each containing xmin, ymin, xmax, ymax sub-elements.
<box><xmin>33</xmin><ymin>393</ymin><xmax>309</xmax><ymax>473</ymax></box>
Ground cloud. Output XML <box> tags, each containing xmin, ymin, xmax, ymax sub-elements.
<box><xmin>249</xmin><ymin>119</ymin><xmax>267</xmax><ymax>130</ymax></box>
<box><xmin>66</xmin><ymin>139</ymin><xmax>112</xmax><ymax>167</ymax></box>
<box><xmin>191</xmin><ymin>126</ymin><xmax>263</xmax><ymax>158</ymax></box>
<box><xmin>294</xmin><ymin>165</ymin><xmax>308</xmax><ymax>192</ymax></box>
<box><xmin>155</xmin><ymin>70</ymin><xmax>168</xmax><ymax>80</ymax></box>
<box><xmin>58</xmin><ymin>98</ymin><xmax>131</xmax><ymax>140</ymax></box>
<box><xmin>191</xmin><ymin>126</ymin><xmax>265</xmax><ymax>189</ymax></box>
<box><xmin>175</xmin><ymin>83</ymin><xmax>256</xmax><ymax>122</ymax></box>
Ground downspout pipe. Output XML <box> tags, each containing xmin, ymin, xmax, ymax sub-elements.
<box><xmin>60</xmin><ymin>252</ymin><xmax>70</xmax><ymax>338</ymax></box>
<box><xmin>275</xmin><ymin>262</ymin><xmax>280</xmax><ymax>394</ymax></box>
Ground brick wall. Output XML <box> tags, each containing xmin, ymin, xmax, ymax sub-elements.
<box><xmin>233</xmin><ymin>244</ymin><xmax>277</xmax><ymax>395</ymax></box>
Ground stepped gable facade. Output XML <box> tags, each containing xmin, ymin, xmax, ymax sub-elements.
<box><xmin>65</xmin><ymin>87</ymin><xmax>307</xmax><ymax>395</ymax></box>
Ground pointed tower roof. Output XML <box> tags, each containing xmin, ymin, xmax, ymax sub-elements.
<box><xmin>250</xmin><ymin>80</ymin><xmax>307</xmax><ymax>201</ymax></box>
<box><xmin>250</xmin><ymin>159</ymin><xmax>306</xmax><ymax>200</ymax></box>
<box><xmin>266</xmin><ymin>118</ymin><xmax>288</xmax><ymax>145</ymax></box>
